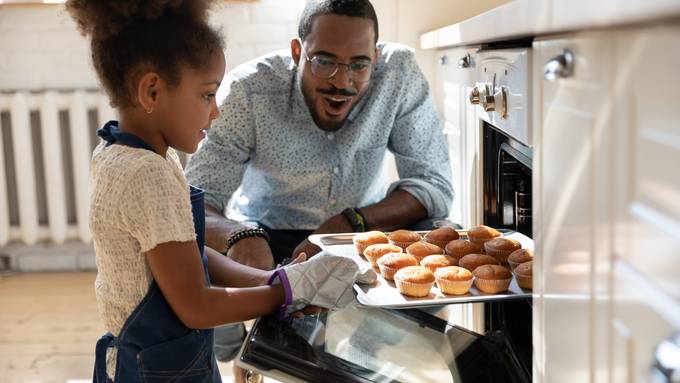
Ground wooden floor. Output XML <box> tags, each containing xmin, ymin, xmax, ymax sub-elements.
<box><xmin>0</xmin><ymin>272</ymin><xmax>255</xmax><ymax>383</ymax></box>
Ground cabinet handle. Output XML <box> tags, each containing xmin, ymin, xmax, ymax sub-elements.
<box><xmin>649</xmin><ymin>332</ymin><xmax>680</xmax><ymax>382</ymax></box>
<box><xmin>458</xmin><ymin>53</ymin><xmax>471</xmax><ymax>69</ymax></box>
<box><xmin>544</xmin><ymin>49</ymin><xmax>574</xmax><ymax>81</ymax></box>
<box><xmin>439</xmin><ymin>55</ymin><xmax>448</xmax><ymax>65</ymax></box>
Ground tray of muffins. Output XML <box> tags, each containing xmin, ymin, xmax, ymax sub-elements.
<box><xmin>308</xmin><ymin>225</ymin><xmax>534</xmax><ymax>309</ymax></box>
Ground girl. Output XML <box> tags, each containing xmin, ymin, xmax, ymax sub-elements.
<box><xmin>65</xmin><ymin>1</ymin><xmax>361</xmax><ymax>381</ymax></box>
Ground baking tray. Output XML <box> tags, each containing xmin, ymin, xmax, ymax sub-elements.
<box><xmin>309</xmin><ymin>230</ymin><xmax>532</xmax><ymax>309</ymax></box>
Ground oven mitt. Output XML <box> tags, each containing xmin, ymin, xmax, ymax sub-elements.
<box><xmin>267</xmin><ymin>251</ymin><xmax>365</xmax><ymax>317</ymax></box>
<box><xmin>314</xmin><ymin>250</ymin><xmax>378</xmax><ymax>285</ymax></box>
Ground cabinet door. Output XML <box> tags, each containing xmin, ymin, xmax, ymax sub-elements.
<box><xmin>435</xmin><ymin>47</ymin><xmax>480</xmax><ymax>228</ymax></box>
<box><xmin>533</xmin><ymin>34</ymin><xmax>615</xmax><ymax>383</ymax></box>
<box><xmin>610</xmin><ymin>25</ymin><xmax>680</xmax><ymax>382</ymax></box>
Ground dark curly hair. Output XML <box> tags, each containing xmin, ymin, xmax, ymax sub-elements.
<box><xmin>66</xmin><ymin>0</ymin><xmax>224</xmax><ymax>108</ymax></box>
<box><xmin>298</xmin><ymin>0</ymin><xmax>378</xmax><ymax>44</ymax></box>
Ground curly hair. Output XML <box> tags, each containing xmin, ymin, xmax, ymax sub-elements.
<box><xmin>298</xmin><ymin>0</ymin><xmax>378</xmax><ymax>44</ymax></box>
<box><xmin>66</xmin><ymin>0</ymin><xmax>224</xmax><ymax>108</ymax></box>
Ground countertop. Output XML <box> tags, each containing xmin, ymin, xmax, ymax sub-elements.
<box><xmin>420</xmin><ymin>0</ymin><xmax>680</xmax><ymax>49</ymax></box>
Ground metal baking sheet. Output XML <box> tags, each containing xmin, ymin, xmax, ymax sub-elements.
<box><xmin>309</xmin><ymin>230</ymin><xmax>532</xmax><ymax>309</ymax></box>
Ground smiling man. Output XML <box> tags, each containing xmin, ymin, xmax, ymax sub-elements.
<box><xmin>185</xmin><ymin>0</ymin><xmax>453</xmax><ymax>373</ymax></box>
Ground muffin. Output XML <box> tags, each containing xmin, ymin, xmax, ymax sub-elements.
<box><xmin>434</xmin><ymin>266</ymin><xmax>474</xmax><ymax>295</ymax></box>
<box><xmin>514</xmin><ymin>261</ymin><xmax>533</xmax><ymax>290</ymax></box>
<box><xmin>394</xmin><ymin>266</ymin><xmax>435</xmax><ymax>298</ymax></box>
<box><xmin>484</xmin><ymin>237</ymin><xmax>521</xmax><ymax>264</ymax></box>
<box><xmin>406</xmin><ymin>241</ymin><xmax>445</xmax><ymax>263</ymax></box>
<box><xmin>420</xmin><ymin>254</ymin><xmax>457</xmax><ymax>272</ymax></box>
<box><xmin>424</xmin><ymin>227</ymin><xmax>460</xmax><ymax>249</ymax></box>
<box><xmin>466</xmin><ymin>225</ymin><xmax>502</xmax><ymax>248</ymax></box>
<box><xmin>458</xmin><ymin>253</ymin><xmax>500</xmax><ymax>271</ymax></box>
<box><xmin>388</xmin><ymin>230</ymin><xmax>422</xmax><ymax>250</ymax></box>
<box><xmin>363</xmin><ymin>243</ymin><xmax>403</xmax><ymax>267</ymax></box>
<box><xmin>445</xmin><ymin>240</ymin><xmax>483</xmax><ymax>262</ymax></box>
<box><xmin>353</xmin><ymin>231</ymin><xmax>388</xmax><ymax>256</ymax></box>
<box><xmin>508</xmin><ymin>249</ymin><xmax>533</xmax><ymax>270</ymax></box>
<box><xmin>473</xmin><ymin>265</ymin><xmax>512</xmax><ymax>294</ymax></box>
<box><xmin>376</xmin><ymin>252</ymin><xmax>418</xmax><ymax>281</ymax></box>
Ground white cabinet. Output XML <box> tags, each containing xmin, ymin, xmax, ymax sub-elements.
<box><xmin>534</xmin><ymin>26</ymin><xmax>680</xmax><ymax>383</ymax></box>
<box><xmin>435</xmin><ymin>47</ymin><xmax>482</xmax><ymax>228</ymax></box>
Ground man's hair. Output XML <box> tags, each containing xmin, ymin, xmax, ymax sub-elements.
<box><xmin>298</xmin><ymin>0</ymin><xmax>379</xmax><ymax>44</ymax></box>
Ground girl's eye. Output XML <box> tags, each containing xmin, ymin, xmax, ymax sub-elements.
<box><xmin>203</xmin><ymin>93</ymin><xmax>216</xmax><ymax>101</ymax></box>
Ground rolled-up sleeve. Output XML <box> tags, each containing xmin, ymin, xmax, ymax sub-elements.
<box><xmin>185</xmin><ymin>79</ymin><xmax>255</xmax><ymax>212</ymax></box>
<box><xmin>386</xmin><ymin>51</ymin><xmax>454</xmax><ymax>218</ymax></box>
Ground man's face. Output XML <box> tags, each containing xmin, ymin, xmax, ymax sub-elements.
<box><xmin>292</xmin><ymin>14</ymin><xmax>378</xmax><ymax>131</ymax></box>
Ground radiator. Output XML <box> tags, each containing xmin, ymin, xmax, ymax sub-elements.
<box><xmin>0</xmin><ymin>90</ymin><xmax>116</xmax><ymax>246</ymax></box>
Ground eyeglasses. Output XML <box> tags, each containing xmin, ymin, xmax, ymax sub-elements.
<box><xmin>302</xmin><ymin>49</ymin><xmax>373</xmax><ymax>83</ymax></box>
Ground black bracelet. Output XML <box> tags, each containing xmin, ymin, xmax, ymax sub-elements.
<box><xmin>223</xmin><ymin>228</ymin><xmax>270</xmax><ymax>255</ymax></box>
<box><xmin>341</xmin><ymin>207</ymin><xmax>367</xmax><ymax>233</ymax></box>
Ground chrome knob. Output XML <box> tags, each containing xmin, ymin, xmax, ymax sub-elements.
<box><xmin>458</xmin><ymin>53</ymin><xmax>471</xmax><ymax>69</ymax></box>
<box><xmin>544</xmin><ymin>49</ymin><xmax>574</xmax><ymax>81</ymax></box>
<box><xmin>650</xmin><ymin>332</ymin><xmax>680</xmax><ymax>383</ymax></box>
<box><xmin>469</xmin><ymin>87</ymin><xmax>481</xmax><ymax>105</ymax></box>
<box><xmin>481</xmin><ymin>87</ymin><xmax>508</xmax><ymax>118</ymax></box>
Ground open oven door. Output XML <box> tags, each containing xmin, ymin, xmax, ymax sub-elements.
<box><xmin>237</xmin><ymin>305</ymin><xmax>530</xmax><ymax>383</ymax></box>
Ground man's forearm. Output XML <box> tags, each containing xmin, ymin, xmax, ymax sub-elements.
<box><xmin>205</xmin><ymin>204</ymin><xmax>254</xmax><ymax>253</ymax></box>
<box><xmin>358</xmin><ymin>189</ymin><xmax>428</xmax><ymax>232</ymax></box>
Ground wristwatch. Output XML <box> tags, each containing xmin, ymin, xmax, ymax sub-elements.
<box><xmin>341</xmin><ymin>207</ymin><xmax>367</xmax><ymax>233</ymax></box>
<box><xmin>222</xmin><ymin>227</ymin><xmax>269</xmax><ymax>255</ymax></box>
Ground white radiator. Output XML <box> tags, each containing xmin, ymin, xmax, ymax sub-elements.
<box><xmin>0</xmin><ymin>90</ymin><xmax>116</xmax><ymax>246</ymax></box>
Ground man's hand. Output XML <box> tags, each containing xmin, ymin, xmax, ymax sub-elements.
<box><xmin>292</xmin><ymin>239</ymin><xmax>322</xmax><ymax>259</ymax></box>
<box><xmin>226</xmin><ymin>236</ymin><xmax>275</xmax><ymax>271</ymax></box>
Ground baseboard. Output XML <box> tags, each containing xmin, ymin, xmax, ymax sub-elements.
<box><xmin>0</xmin><ymin>242</ymin><xmax>95</xmax><ymax>272</ymax></box>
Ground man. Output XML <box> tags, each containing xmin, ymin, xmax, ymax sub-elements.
<box><xmin>185</xmin><ymin>0</ymin><xmax>453</xmax><ymax>375</ymax></box>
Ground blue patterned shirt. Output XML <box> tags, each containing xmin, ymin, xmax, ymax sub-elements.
<box><xmin>185</xmin><ymin>43</ymin><xmax>453</xmax><ymax>230</ymax></box>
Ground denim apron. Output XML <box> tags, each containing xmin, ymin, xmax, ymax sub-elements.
<box><xmin>93</xmin><ymin>121</ymin><xmax>221</xmax><ymax>382</ymax></box>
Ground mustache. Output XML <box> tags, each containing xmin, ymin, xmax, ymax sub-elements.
<box><xmin>317</xmin><ymin>87</ymin><xmax>357</xmax><ymax>97</ymax></box>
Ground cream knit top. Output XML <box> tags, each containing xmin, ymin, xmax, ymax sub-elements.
<box><xmin>89</xmin><ymin>142</ymin><xmax>196</xmax><ymax>377</ymax></box>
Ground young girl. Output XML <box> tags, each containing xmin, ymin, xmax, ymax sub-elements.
<box><xmin>65</xmin><ymin>1</ymin><xmax>361</xmax><ymax>381</ymax></box>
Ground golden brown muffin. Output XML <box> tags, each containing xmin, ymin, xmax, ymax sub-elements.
<box><xmin>458</xmin><ymin>253</ymin><xmax>500</xmax><ymax>271</ymax></box>
<box><xmin>466</xmin><ymin>225</ymin><xmax>502</xmax><ymax>247</ymax></box>
<box><xmin>445</xmin><ymin>240</ymin><xmax>483</xmax><ymax>262</ymax></box>
<box><xmin>434</xmin><ymin>266</ymin><xmax>474</xmax><ymax>295</ymax></box>
<box><xmin>376</xmin><ymin>252</ymin><xmax>418</xmax><ymax>281</ymax></box>
<box><xmin>387</xmin><ymin>229</ymin><xmax>422</xmax><ymax>251</ymax></box>
<box><xmin>513</xmin><ymin>261</ymin><xmax>533</xmax><ymax>290</ymax></box>
<box><xmin>394</xmin><ymin>266</ymin><xmax>435</xmax><ymax>298</ymax></box>
<box><xmin>363</xmin><ymin>243</ymin><xmax>403</xmax><ymax>267</ymax></box>
<box><xmin>424</xmin><ymin>227</ymin><xmax>460</xmax><ymax>249</ymax></box>
<box><xmin>420</xmin><ymin>254</ymin><xmax>457</xmax><ymax>272</ymax></box>
<box><xmin>484</xmin><ymin>237</ymin><xmax>521</xmax><ymax>264</ymax></box>
<box><xmin>353</xmin><ymin>231</ymin><xmax>389</xmax><ymax>256</ymax></box>
<box><xmin>473</xmin><ymin>265</ymin><xmax>512</xmax><ymax>294</ymax></box>
<box><xmin>508</xmin><ymin>248</ymin><xmax>533</xmax><ymax>270</ymax></box>
<box><xmin>406</xmin><ymin>241</ymin><xmax>445</xmax><ymax>263</ymax></box>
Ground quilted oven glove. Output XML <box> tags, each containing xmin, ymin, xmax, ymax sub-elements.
<box><xmin>267</xmin><ymin>251</ymin><xmax>373</xmax><ymax>317</ymax></box>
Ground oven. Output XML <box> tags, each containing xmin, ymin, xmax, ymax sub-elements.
<box><xmin>236</xmin><ymin>46</ymin><xmax>534</xmax><ymax>383</ymax></box>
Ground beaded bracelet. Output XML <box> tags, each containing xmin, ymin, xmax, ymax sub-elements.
<box><xmin>223</xmin><ymin>228</ymin><xmax>270</xmax><ymax>254</ymax></box>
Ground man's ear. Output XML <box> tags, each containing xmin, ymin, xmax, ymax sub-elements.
<box><xmin>136</xmin><ymin>72</ymin><xmax>160</xmax><ymax>114</ymax></box>
<box><xmin>291</xmin><ymin>38</ymin><xmax>302</xmax><ymax>65</ymax></box>
<box><xmin>373</xmin><ymin>47</ymin><xmax>379</xmax><ymax>64</ymax></box>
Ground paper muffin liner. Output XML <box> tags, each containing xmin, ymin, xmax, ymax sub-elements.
<box><xmin>394</xmin><ymin>278</ymin><xmax>434</xmax><ymax>298</ymax></box>
<box><xmin>377</xmin><ymin>263</ymin><xmax>401</xmax><ymax>281</ymax></box>
<box><xmin>474</xmin><ymin>277</ymin><xmax>512</xmax><ymax>294</ymax></box>
<box><xmin>514</xmin><ymin>272</ymin><xmax>533</xmax><ymax>290</ymax></box>
<box><xmin>484</xmin><ymin>247</ymin><xmax>513</xmax><ymax>264</ymax></box>
<box><xmin>364</xmin><ymin>253</ymin><xmax>385</xmax><ymax>267</ymax></box>
<box><xmin>436</xmin><ymin>277</ymin><xmax>474</xmax><ymax>295</ymax></box>
<box><xmin>508</xmin><ymin>259</ymin><xmax>522</xmax><ymax>270</ymax></box>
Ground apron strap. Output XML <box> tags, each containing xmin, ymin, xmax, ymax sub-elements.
<box><xmin>97</xmin><ymin>120</ymin><xmax>156</xmax><ymax>152</ymax></box>
<box><xmin>93</xmin><ymin>332</ymin><xmax>117</xmax><ymax>383</ymax></box>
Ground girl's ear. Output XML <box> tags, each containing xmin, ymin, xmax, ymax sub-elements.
<box><xmin>136</xmin><ymin>72</ymin><xmax>161</xmax><ymax>114</ymax></box>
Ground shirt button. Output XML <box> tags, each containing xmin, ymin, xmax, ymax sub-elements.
<box><xmin>333</xmin><ymin>167</ymin><xmax>339</xmax><ymax>174</ymax></box>
<box><xmin>327</xmin><ymin>133</ymin><xmax>334</xmax><ymax>140</ymax></box>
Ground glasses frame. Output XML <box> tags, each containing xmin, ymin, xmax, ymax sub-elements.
<box><xmin>301</xmin><ymin>47</ymin><xmax>374</xmax><ymax>83</ymax></box>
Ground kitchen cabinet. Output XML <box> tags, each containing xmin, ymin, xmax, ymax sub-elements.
<box><xmin>534</xmin><ymin>25</ymin><xmax>680</xmax><ymax>383</ymax></box>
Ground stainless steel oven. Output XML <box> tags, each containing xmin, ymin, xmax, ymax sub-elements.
<box><xmin>236</xmin><ymin>46</ymin><xmax>535</xmax><ymax>383</ymax></box>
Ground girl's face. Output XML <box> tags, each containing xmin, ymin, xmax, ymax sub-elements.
<box><xmin>156</xmin><ymin>50</ymin><xmax>226</xmax><ymax>154</ymax></box>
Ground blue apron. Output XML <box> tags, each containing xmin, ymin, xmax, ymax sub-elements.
<box><xmin>93</xmin><ymin>121</ymin><xmax>221</xmax><ymax>382</ymax></box>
